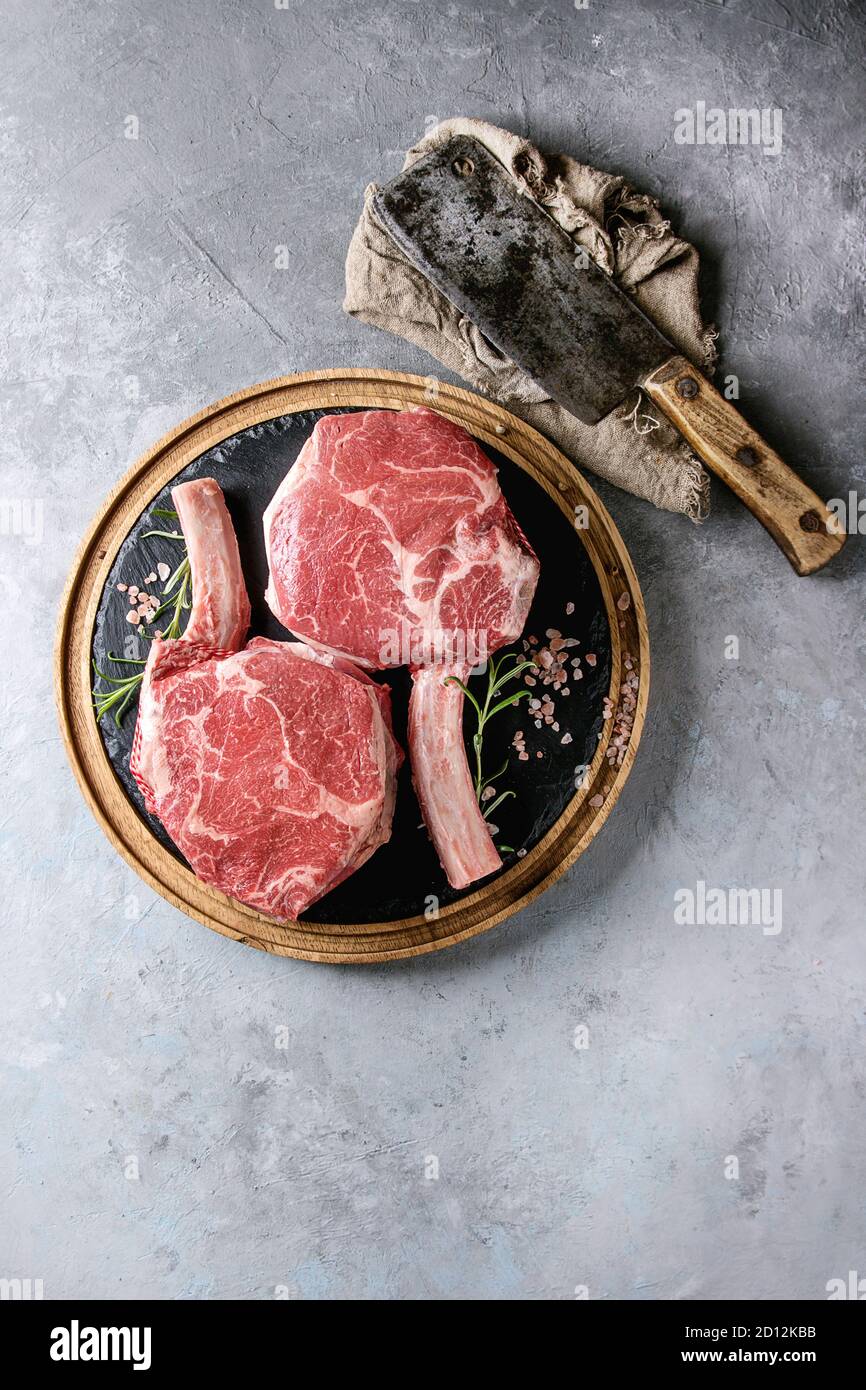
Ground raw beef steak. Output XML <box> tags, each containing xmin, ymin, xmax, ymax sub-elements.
<box><xmin>263</xmin><ymin>408</ymin><xmax>539</xmax><ymax>890</ymax></box>
<box><xmin>263</xmin><ymin>407</ymin><xmax>538</xmax><ymax>669</ymax></box>
<box><xmin>131</xmin><ymin>478</ymin><xmax>401</xmax><ymax>920</ymax></box>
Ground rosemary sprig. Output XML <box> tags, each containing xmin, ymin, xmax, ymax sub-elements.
<box><xmin>91</xmin><ymin>654</ymin><xmax>149</xmax><ymax>727</ymax></box>
<box><xmin>444</xmin><ymin>650</ymin><xmax>537</xmax><ymax>826</ymax></box>
<box><xmin>146</xmin><ymin>556</ymin><xmax>191</xmax><ymax>639</ymax></box>
<box><xmin>91</xmin><ymin>508</ymin><xmax>189</xmax><ymax>727</ymax></box>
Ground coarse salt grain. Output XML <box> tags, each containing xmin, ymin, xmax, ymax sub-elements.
<box><xmin>617</xmin><ymin>591</ymin><xmax>631</xmax><ymax>611</ymax></box>
<box><xmin>565</xmin><ymin>601</ymin><xmax>575</xmax><ymax>615</ymax></box>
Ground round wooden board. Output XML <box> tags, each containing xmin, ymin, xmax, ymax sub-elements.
<box><xmin>55</xmin><ymin>370</ymin><xmax>650</xmax><ymax>963</ymax></box>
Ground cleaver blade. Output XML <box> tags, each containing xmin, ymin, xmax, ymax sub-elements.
<box><xmin>373</xmin><ymin>134</ymin><xmax>672</xmax><ymax>426</ymax></box>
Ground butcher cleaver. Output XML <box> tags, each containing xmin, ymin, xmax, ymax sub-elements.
<box><xmin>373</xmin><ymin>135</ymin><xmax>844</xmax><ymax>575</ymax></box>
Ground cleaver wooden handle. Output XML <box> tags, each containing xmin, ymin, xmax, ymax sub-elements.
<box><xmin>644</xmin><ymin>355</ymin><xmax>845</xmax><ymax>575</ymax></box>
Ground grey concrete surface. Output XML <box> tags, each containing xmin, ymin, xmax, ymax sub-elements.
<box><xmin>2</xmin><ymin>0</ymin><xmax>864</xmax><ymax>1301</ymax></box>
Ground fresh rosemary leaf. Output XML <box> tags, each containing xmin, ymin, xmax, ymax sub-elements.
<box><xmin>482</xmin><ymin>788</ymin><xmax>516</xmax><ymax>820</ymax></box>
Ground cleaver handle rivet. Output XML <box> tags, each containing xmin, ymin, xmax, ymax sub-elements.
<box><xmin>451</xmin><ymin>156</ymin><xmax>475</xmax><ymax>177</ymax></box>
<box><xmin>675</xmin><ymin>375</ymin><xmax>700</xmax><ymax>399</ymax></box>
<box><xmin>799</xmin><ymin>509</ymin><xmax>823</xmax><ymax>534</ymax></box>
<box><xmin>736</xmin><ymin>446</ymin><xmax>760</xmax><ymax>468</ymax></box>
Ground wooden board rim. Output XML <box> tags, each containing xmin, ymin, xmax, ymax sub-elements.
<box><xmin>54</xmin><ymin>368</ymin><xmax>650</xmax><ymax>963</ymax></box>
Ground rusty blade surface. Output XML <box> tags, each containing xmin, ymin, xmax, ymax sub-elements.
<box><xmin>373</xmin><ymin>134</ymin><xmax>674</xmax><ymax>425</ymax></box>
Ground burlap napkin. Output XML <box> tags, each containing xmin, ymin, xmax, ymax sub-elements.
<box><xmin>344</xmin><ymin>117</ymin><xmax>718</xmax><ymax>520</ymax></box>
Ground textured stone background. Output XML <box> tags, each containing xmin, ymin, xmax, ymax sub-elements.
<box><xmin>2</xmin><ymin>0</ymin><xmax>864</xmax><ymax>1300</ymax></box>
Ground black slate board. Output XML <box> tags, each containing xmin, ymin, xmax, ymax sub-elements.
<box><xmin>92</xmin><ymin>409</ymin><xmax>611</xmax><ymax>924</ymax></box>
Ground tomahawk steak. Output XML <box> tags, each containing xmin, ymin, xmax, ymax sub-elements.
<box><xmin>131</xmin><ymin>477</ymin><xmax>401</xmax><ymax>919</ymax></box>
<box><xmin>263</xmin><ymin>408</ymin><xmax>539</xmax><ymax>889</ymax></box>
